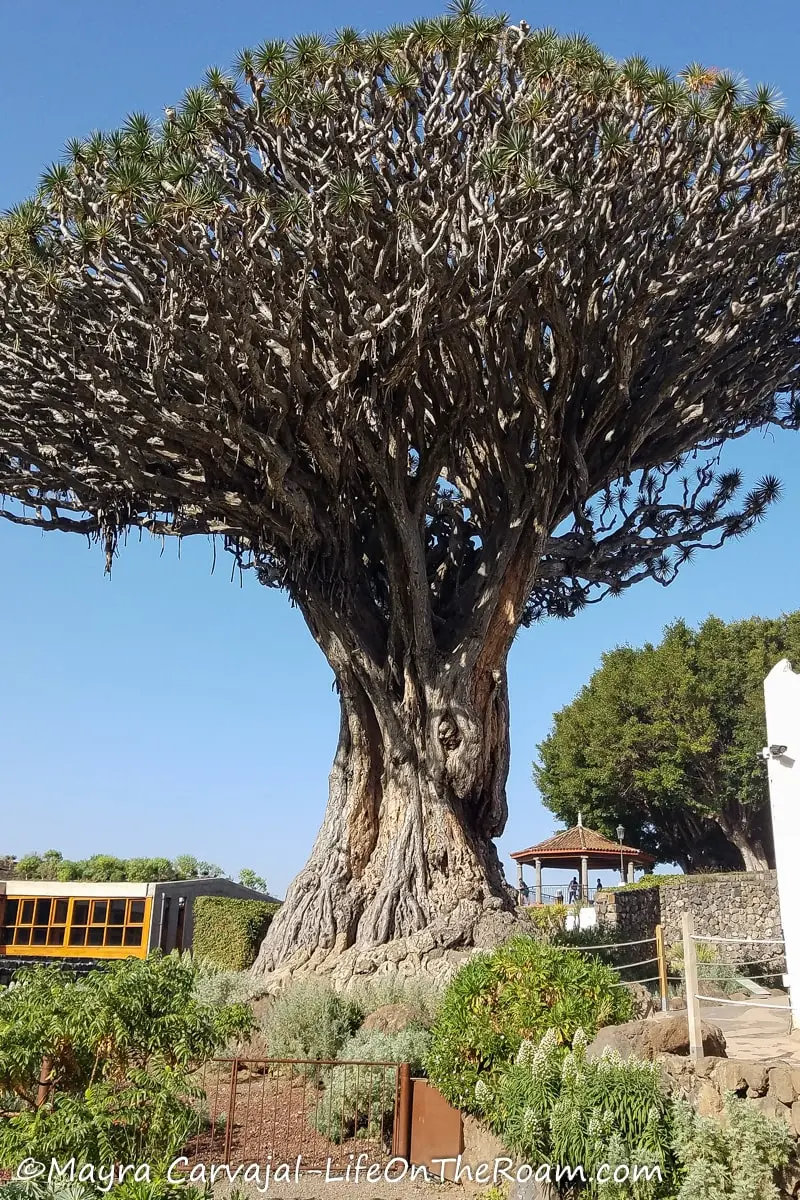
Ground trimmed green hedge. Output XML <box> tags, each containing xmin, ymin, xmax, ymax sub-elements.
<box><xmin>193</xmin><ymin>896</ymin><xmax>281</xmax><ymax>970</ymax></box>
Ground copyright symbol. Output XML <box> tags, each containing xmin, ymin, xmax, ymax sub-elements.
<box><xmin>14</xmin><ymin>1159</ymin><xmax>46</xmax><ymax>1181</ymax></box>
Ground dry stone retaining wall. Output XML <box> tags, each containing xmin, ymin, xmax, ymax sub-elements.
<box><xmin>595</xmin><ymin>871</ymin><xmax>785</xmax><ymax>970</ymax></box>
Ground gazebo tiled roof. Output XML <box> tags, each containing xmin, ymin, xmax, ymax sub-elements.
<box><xmin>511</xmin><ymin>820</ymin><xmax>656</xmax><ymax>869</ymax></box>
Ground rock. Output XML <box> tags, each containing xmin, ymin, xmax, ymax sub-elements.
<box><xmin>461</xmin><ymin>1114</ymin><xmax>509</xmax><ymax>1168</ymax></box>
<box><xmin>696</xmin><ymin>1079</ymin><xmax>724</xmax><ymax>1117</ymax></box>
<box><xmin>714</xmin><ymin>1060</ymin><xmax>748</xmax><ymax>1095</ymax></box>
<box><xmin>791</xmin><ymin>1069</ymin><xmax>800</xmax><ymax>1100</ymax></box>
<box><xmin>508</xmin><ymin>1179</ymin><xmax>558</xmax><ymax>1200</ymax></box>
<box><xmin>769</xmin><ymin>1065</ymin><xmax>795</xmax><ymax>1105</ymax></box>
<box><xmin>743</xmin><ymin>1063</ymin><xmax>769</xmax><ymax>1098</ymax></box>
<box><xmin>362</xmin><ymin>1004</ymin><xmax>429</xmax><ymax>1034</ymax></box>
<box><xmin>625</xmin><ymin>981</ymin><xmax>656</xmax><ymax>1019</ymax></box>
<box><xmin>751</xmin><ymin>1095</ymin><xmax>793</xmax><ymax>1129</ymax></box>
<box><xmin>472</xmin><ymin>909</ymin><xmax>527</xmax><ymax>949</ymax></box>
<box><xmin>695</xmin><ymin>1055</ymin><xmax>724</xmax><ymax>1079</ymax></box>
<box><xmin>586</xmin><ymin>1014</ymin><xmax>726</xmax><ymax>1062</ymax></box>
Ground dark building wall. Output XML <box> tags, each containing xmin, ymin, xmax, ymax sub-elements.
<box><xmin>148</xmin><ymin>879</ymin><xmax>279</xmax><ymax>954</ymax></box>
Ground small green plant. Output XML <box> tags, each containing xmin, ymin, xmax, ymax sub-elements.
<box><xmin>671</xmin><ymin>1093</ymin><xmax>793</xmax><ymax>1199</ymax></box>
<box><xmin>667</xmin><ymin>942</ymin><xmax>741</xmax><ymax>996</ymax></box>
<box><xmin>477</xmin><ymin>1030</ymin><xmax>673</xmax><ymax>1198</ymax></box>
<box><xmin>313</xmin><ymin>1026</ymin><xmax>431</xmax><ymax>1144</ymax></box>
<box><xmin>426</xmin><ymin>936</ymin><xmax>632</xmax><ymax>1111</ymax></box>
<box><xmin>261</xmin><ymin>980</ymin><xmax>363</xmax><ymax>1062</ymax></box>
<box><xmin>521</xmin><ymin>903</ymin><xmax>568</xmax><ymax>940</ymax></box>
<box><xmin>192</xmin><ymin>896</ymin><xmax>280</xmax><ymax>970</ymax></box>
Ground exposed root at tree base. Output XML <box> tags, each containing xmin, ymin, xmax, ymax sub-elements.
<box><xmin>251</xmin><ymin>897</ymin><xmax>530</xmax><ymax>993</ymax></box>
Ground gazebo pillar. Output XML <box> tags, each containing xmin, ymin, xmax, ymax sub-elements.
<box><xmin>627</xmin><ymin>860</ymin><xmax>635</xmax><ymax>884</ymax></box>
<box><xmin>516</xmin><ymin>861</ymin><xmax>524</xmax><ymax>903</ymax></box>
<box><xmin>535</xmin><ymin>858</ymin><xmax>542</xmax><ymax>905</ymax></box>
<box><xmin>580</xmin><ymin>855</ymin><xmax>588</xmax><ymax>902</ymax></box>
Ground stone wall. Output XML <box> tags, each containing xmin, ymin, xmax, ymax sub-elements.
<box><xmin>595</xmin><ymin>871</ymin><xmax>785</xmax><ymax>970</ymax></box>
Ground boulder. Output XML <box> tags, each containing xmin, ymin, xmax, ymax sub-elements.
<box><xmin>751</xmin><ymin>1094</ymin><xmax>793</xmax><ymax>1129</ymax></box>
<box><xmin>586</xmin><ymin>1013</ymin><xmax>726</xmax><ymax>1062</ymax></box>
<box><xmin>361</xmin><ymin>1003</ymin><xmax>429</xmax><ymax>1033</ymax></box>
<box><xmin>461</xmin><ymin>1114</ymin><xmax>509</xmax><ymax>1168</ymax></box>
<box><xmin>769</xmin><ymin>1065</ymin><xmax>795</xmax><ymax>1106</ymax></box>
<box><xmin>625</xmin><ymin>981</ymin><xmax>656</xmax><ymax>1019</ymax></box>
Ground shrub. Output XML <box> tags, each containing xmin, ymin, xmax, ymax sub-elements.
<box><xmin>313</xmin><ymin>1026</ymin><xmax>431</xmax><ymax>1143</ymax></box>
<box><xmin>671</xmin><ymin>1093</ymin><xmax>793</xmax><ymax>1200</ymax></box>
<box><xmin>476</xmin><ymin>1031</ymin><xmax>673</xmax><ymax>1198</ymax></box>
<box><xmin>192</xmin><ymin>896</ymin><xmax>280</xmax><ymax>970</ymax></box>
<box><xmin>191</xmin><ymin>959</ymin><xmax>269</xmax><ymax>1007</ymax></box>
<box><xmin>521</xmin><ymin>903</ymin><xmax>568</xmax><ymax>940</ymax></box>
<box><xmin>426</xmin><ymin>936</ymin><xmax>632</xmax><ymax>1111</ymax></box>
<box><xmin>261</xmin><ymin>980</ymin><xmax>363</xmax><ymax>1062</ymax></box>
<box><xmin>0</xmin><ymin>1177</ymin><xmax>206</xmax><ymax>1200</ymax></box>
<box><xmin>345</xmin><ymin>975</ymin><xmax>444</xmax><ymax>1026</ymax></box>
<box><xmin>0</xmin><ymin>955</ymin><xmax>252</xmax><ymax>1170</ymax></box>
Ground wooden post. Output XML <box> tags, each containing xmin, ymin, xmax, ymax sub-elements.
<box><xmin>682</xmin><ymin>912</ymin><xmax>703</xmax><ymax>1062</ymax></box>
<box><xmin>535</xmin><ymin>858</ymin><xmax>543</xmax><ymax>906</ymax></box>
<box><xmin>393</xmin><ymin>1062</ymin><xmax>412</xmax><ymax>1162</ymax></box>
<box><xmin>222</xmin><ymin>1057</ymin><xmax>239</xmax><ymax>1163</ymax></box>
<box><xmin>655</xmin><ymin>924</ymin><xmax>668</xmax><ymax>1013</ymax></box>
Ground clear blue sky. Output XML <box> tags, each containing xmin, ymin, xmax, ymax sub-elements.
<box><xmin>1</xmin><ymin>1</ymin><xmax>798</xmax><ymax>897</ymax></box>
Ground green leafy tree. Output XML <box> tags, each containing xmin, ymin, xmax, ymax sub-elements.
<box><xmin>238</xmin><ymin>867</ymin><xmax>269</xmax><ymax>892</ymax></box>
<box><xmin>15</xmin><ymin>854</ymin><xmax>43</xmax><ymax>880</ymax></box>
<box><xmin>196</xmin><ymin>861</ymin><xmax>223</xmax><ymax>879</ymax></box>
<box><xmin>1</xmin><ymin>9</ymin><xmax>798</xmax><ymax>968</ymax></box>
<box><xmin>54</xmin><ymin>859</ymin><xmax>84</xmax><ymax>882</ymax></box>
<box><xmin>80</xmin><ymin>854</ymin><xmax>128</xmax><ymax>882</ymax></box>
<box><xmin>172</xmin><ymin>854</ymin><xmax>200</xmax><ymax>879</ymax></box>
<box><xmin>536</xmin><ymin>614</ymin><xmax>800</xmax><ymax>873</ymax></box>
<box><xmin>125</xmin><ymin>856</ymin><xmax>175</xmax><ymax>882</ymax></box>
<box><xmin>0</xmin><ymin>956</ymin><xmax>253</xmax><ymax>1168</ymax></box>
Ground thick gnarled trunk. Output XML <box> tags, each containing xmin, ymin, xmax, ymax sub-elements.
<box><xmin>253</xmin><ymin>659</ymin><xmax>513</xmax><ymax>975</ymax></box>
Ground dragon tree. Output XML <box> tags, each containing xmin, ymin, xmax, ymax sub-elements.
<box><xmin>1</xmin><ymin>5</ymin><xmax>799</xmax><ymax>975</ymax></box>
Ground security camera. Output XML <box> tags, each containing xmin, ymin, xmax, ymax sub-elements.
<box><xmin>759</xmin><ymin>745</ymin><xmax>788</xmax><ymax>760</ymax></box>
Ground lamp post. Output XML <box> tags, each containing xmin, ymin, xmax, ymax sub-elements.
<box><xmin>616</xmin><ymin>824</ymin><xmax>625</xmax><ymax>882</ymax></box>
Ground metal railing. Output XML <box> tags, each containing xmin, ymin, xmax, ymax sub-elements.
<box><xmin>518</xmin><ymin>885</ymin><xmax>605</xmax><ymax>906</ymax></box>
<box><xmin>185</xmin><ymin>1057</ymin><xmax>409</xmax><ymax>1170</ymax></box>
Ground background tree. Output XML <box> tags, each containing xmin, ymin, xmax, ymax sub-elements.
<box><xmin>239</xmin><ymin>867</ymin><xmax>270</xmax><ymax>892</ymax></box>
<box><xmin>0</xmin><ymin>7</ymin><xmax>799</xmax><ymax>971</ymax></box>
<box><xmin>535</xmin><ymin>613</ymin><xmax>800</xmax><ymax>873</ymax></box>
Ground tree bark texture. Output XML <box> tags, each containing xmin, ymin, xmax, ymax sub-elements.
<box><xmin>254</xmin><ymin>651</ymin><xmax>513</xmax><ymax>974</ymax></box>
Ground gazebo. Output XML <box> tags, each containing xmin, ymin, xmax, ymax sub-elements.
<box><xmin>510</xmin><ymin>815</ymin><xmax>656</xmax><ymax>904</ymax></box>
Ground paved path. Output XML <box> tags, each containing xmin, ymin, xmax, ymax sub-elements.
<box><xmin>699</xmin><ymin>993</ymin><xmax>800</xmax><ymax>1064</ymax></box>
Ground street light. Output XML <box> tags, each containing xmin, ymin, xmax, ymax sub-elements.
<box><xmin>616</xmin><ymin>825</ymin><xmax>625</xmax><ymax>882</ymax></box>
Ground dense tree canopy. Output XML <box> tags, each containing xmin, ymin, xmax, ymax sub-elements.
<box><xmin>535</xmin><ymin>613</ymin><xmax>800</xmax><ymax>873</ymax></box>
<box><xmin>0</xmin><ymin>4</ymin><xmax>798</xmax><ymax>971</ymax></box>
<box><xmin>8</xmin><ymin>849</ymin><xmax>226</xmax><ymax>882</ymax></box>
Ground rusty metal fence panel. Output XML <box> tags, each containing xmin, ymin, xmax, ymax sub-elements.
<box><xmin>187</xmin><ymin>1058</ymin><xmax>408</xmax><ymax>1170</ymax></box>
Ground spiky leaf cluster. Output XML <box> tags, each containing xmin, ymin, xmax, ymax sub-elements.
<box><xmin>1</xmin><ymin>5</ymin><xmax>799</xmax><ymax>668</ymax></box>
